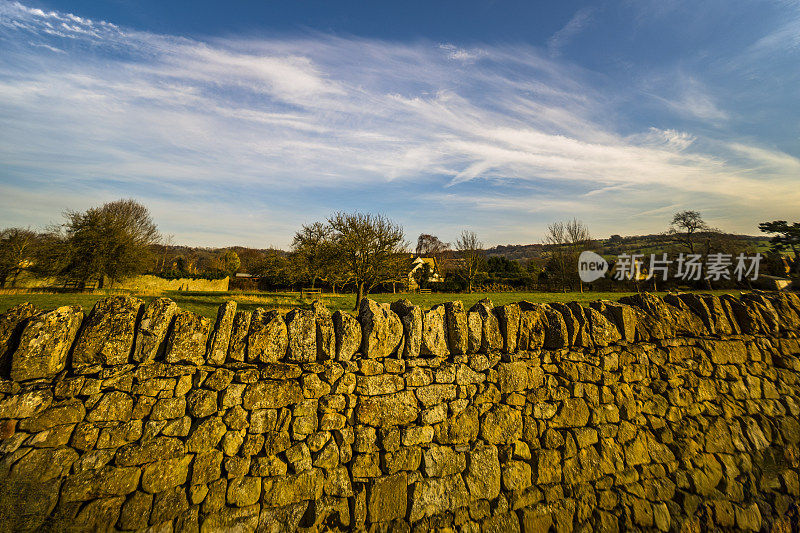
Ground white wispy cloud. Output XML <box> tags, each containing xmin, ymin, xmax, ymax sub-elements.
<box><xmin>0</xmin><ymin>0</ymin><xmax>798</xmax><ymax>246</ymax></box>
<box><xmin>642</xmin><ymin>74</ymin><xmax>730</xmax><ymax>123</ymax></box>
<box><xmin>547</xmin><ymin>7</ymin><xmax>595</xmax><ymax>57</ymax></box>
<box><xmin>747</xmin><ymin>0</ymin><xmax>800</xmax><ymax>57</ymax></box>
<box><xmin>439</xmin><ymin>43</ymin><xmax>487</xmax><ymax>63</ymax></box>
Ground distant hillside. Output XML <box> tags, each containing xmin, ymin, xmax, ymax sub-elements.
<box><xmin>161</xmin><ymin>233</ymin><xmax>772</xmax><ymax>268</ymax></box>
<box><xmin>485</xmin><ymin>233</ymin><xmax>770</xmax><ymax>261</ymax></box>
<box><xmin>484</xmin><ymin>243</ymin><xmax>545</xmax><ymax>260</ymax></box>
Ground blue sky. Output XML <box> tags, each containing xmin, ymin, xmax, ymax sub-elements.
<box><xmin>1</xmin><ymin>0</ymin><xmax>798</xmax><ymax>248</ymax></box>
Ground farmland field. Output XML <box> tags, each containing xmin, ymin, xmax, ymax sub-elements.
<box><xmin>0</xmin><ymin>289</ymin><xmax>745</xmax><ymax>319</ymax></box>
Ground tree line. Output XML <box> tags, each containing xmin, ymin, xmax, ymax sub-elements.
<box><xmin>0</xmin><ymin>199</ymin><xmax>241</xmax><ymax>289</ymax></box>
<box><xmin>1</xmin><ymin>199</ymin><xmax>798</xmax><ymax>298</ymax></box>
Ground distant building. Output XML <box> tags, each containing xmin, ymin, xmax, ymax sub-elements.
<box><xmin>408</xmin><ymin>256</ymin><xmax>443</xmax><ymax>290</ymax></box>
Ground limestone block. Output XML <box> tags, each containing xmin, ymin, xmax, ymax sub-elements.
<box><xmin>73</xmin><ymin>296</ymin><xmax>144</xmax><ymax>370</ymax></box>
<box><xmin>11</xmin><ymin>306</ymin><xmax>83</xmax><ymax>381</ymax></box>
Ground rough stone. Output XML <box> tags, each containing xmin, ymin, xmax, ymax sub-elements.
<box><xmin>402</xmin><ymin>425</ymin><xmax>434</xmax><ymax>446</ymax></box>
<box><xmin>0</xmin><ymin>302</ymin><xmax>39</xmax><ymax>371</ymax></box>
<box><xmin>0</xmin><ymin>389</ymin><xmax>53</xmax><ymax>419</ymax></box>
<box><xmin>150</xmin><ymin>396</ymin><xmax>186</xmax><ymax>420</ymax></box>
<box><xmin>535</xmin><ymin>449</ymin><xmax>562</xmax><ymax>484</ymax></box>
<box><xmin>367</xmin><ymin>472</ymin><xmax>407</xmax><ymax>523</ymax></box>
<box><xmin>423</xmin><ymin>445</ymin><xmax>466</xmax><ymax>477</ymax></box>
<box><xmin>192</xmin><ymin>450</ymin><xmax>223</xmax><ymax>485</ymax></box>
<box><xmin>116</xmin><ymin>436</ymin><xmax>184</xmax><ymax>466</ymax></box>
<box><xmin>434</xmin><ymin>405</ymin><xmax>480</xmax><ymax>445</ymax></box>
<box><xmin>551</xmin><ymin>398</ymin><xmax>590</xmax><ymax>428</ymax></box>
<box><xmin>187</xmin><ymin>388</ymin><xmax>219</xmax><ymax>418</ymax></box>
<box><xmin>561</xmin><ymin>302</ymin><xmax>591</xmax><ymax>348</ymax></box>
<box><xmin>285</xmin><ymin>309</ymin><xmax>317</xmax><ymax>362</ymax></box>
<box><xmin>663</xmin><ymin>295</ymin><xmax>708</xmax><ymax>336</ymax></box>
<box><xmin>465</xmin><ymin>444</ymin><xmax>500</xmax><ymax>500</ymax></box>
<box><xmin>409</xmin><ymin>473</ymin><xmax>470</xmax><ymax>522</ymax></box>
<box><xmin>117</xmin><ymin>491</ymin><xmax>153</xmax><ymax>530</ymax></box>
<box><xmin>495</xmin><ymin>303</ymin><xmax>520</xmax><ymax>353</ymax></box>
<box><xmin>502</xmin><ymin>460</ymin><xmax>532</xmax><ymax>491</ymax></box>
<box><xmin>356</xmin><ymin>390</ymin><xmax>419</xmax><ymax>427</ymax></box>
<box><xmin>543</xmin><ymin>305</ymin><xmax>569</xmax><ymax>349</ymax></box>
<box><xmin>421</xmin><ymin>305</ymin><xmax>449</xmax><ymax>357</ymax></box>
<box><xmin>480</xmin><ymin>404</ymin><xmax>523</xmax><ymax>444</ymax></box>
<box><xmin>227</xmin><ymin>476</ymin><xmax>262</xmax><ymax>507</ymax></box>
<box><xmin>358</xmin><ymin>299</ymin><xmax>403</xmax><ymax>358</ymax></box>
<box><xmin>11</xmin><ymin>306</ymin><xmax>83</xmax><ymax>381</ymax></box>
<box><xmin>72</xmin><ymin>296</ymin><xmax>144</xmax><ymax>370</ymax></box>
<box><xmin>498</xmin><ymin>361</ymin><xmax>528</xmax><ymax>394</ymax></box>
<box><xmin>324</xmin><ymin>466</ymin><xmax>354</xmax><ymax>497</ymax></box>
<box><xmin>261</xmin><ymin>469</ymin><xmax>323</xmax><ymax>507</ymax></box>
<box><xmin>550</xmin><ymin>303</ymin><xmax>580</xmax><ymax>346</ymax></box>
<box><xmin>0</xmin><ymin>292</ymin><xmax>798</xmax><ymax>532</ymax></box>
<box><xmin>391</xmin><ymin>299</ymin><xmax>422</xmax><ymax>358</ymax></box>
<box><xmin>8</xmin><ymin>446</ymin><xmax>77</xmax><ymax>485</ymax></box>
<box><xmin>676</xmin><ymin>293</ymin><xmax>715</xmax><ymax>333</ymax></box>
<box><xmin>470</xmin><ymin>300</ymin><xmax>502</xmax><ymax>353</ymax></box>
<box><xmin>242</xmin><ymin>380</ymin><xmax>302</xmax><ymax>410</ymax></box>
<box><xmin>207</xmin><ymin>301</ymin><xmax>237</xmax><ymax>365</ymax></box>
<box><xmin>247</xmin><ymin>308</ymin><xmax>288</xmax><ymax>364</ymax></box>
<box><xmin>467</xmin><ymin>311</ymin><xmax>482</xmax><ymax>353</ymax></box>
<box><xmin>356</xmin><ymin>374</ymin><xmax>404</xmax><ymax>396</ymax></box>
<box><xmin>443</xmin><ymin>301</ymin><xmax>468</xmax><ymax>355</ymax></box>
<box><xmin>87</xmin><ymin>391</ymin><xmax>134</xmax><ymax>423</ymax></box>
<box><xmin>150</xmin><ymin>484</ymin><xmax>189</xmax><ymax>524</ymax></box>
<box><xmin>187</xmin><ymin>417</ymin><xmax>227</xmax><ymax>452</ymax></box>
<box><xmin>415</xmin><ymin>383</ymin><xmax>457</xmax><ymax>407</ymax></box>
<box><xmin>18</xmin><ymin>400</ymin><xmax>85</xmax><ymax>432</ymax></box>
<box><xmin>591</xmin><ymin>302</ymin><xmax>635</xmax><ymax>344</ymax></box>
<box><xmin>165</xmin><ymin>311</ymin><xmax>212</xmax><ymax>366</ymax></box>
<box><xmin>518</xmin><ymin>303</ymin><xmax>547</xmax><ymax>351</ymax></box>
<box><xmin>133</xmin><ymin>298</ymin><xmax>178</xmax><ymax>364</ymax></box>
<box><xmin>61</xmin><ymin>468</ymin><xmax>139</xmax><ymax>507</ymax></box>
<box><xmin>226</xmin><ymin>310</ymin><xmax>252</xmax><ymax>362</ymax></box>
<box><xmin>333</xmin><ymin>311</ymin><xmax>361</xmax><ymax>361</ymax></box>
<box><xmin>585</xmin><ymin>307</ymin><xmax>622</xmax><ymax>346</ymax></box>
<box><xmin>312</xmin><ymin>300</ymin><xmax>335</xmax><ymax>360</ymax></box>
<box><xmin>619</xmin><ymin>293</ymin><xmax>675</xmax><ymax>340</ymax></box>
<box><xmin>142</xmin><ymin>455</ymin><xmax>192</xmax><ymax>493</ymax></box>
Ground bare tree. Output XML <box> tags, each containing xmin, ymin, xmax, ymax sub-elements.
<box><xmin>416</xmin><ymin>234</ymin><xmax>449</xmax><ymax>256</ymax></box>
<box><xmin>158</xmin><ymin>234</ymin><xmax>175</xmax><ymax>273</ymax></box>
<box><xmin>566</xmin><ymin>219</ymin><xmax>592</xmax><ymax>292</ymax></box>
<box><xmin>328</xmin><ymin>212</ymin><xmax>407</xmax><ymax>309</ymax></box>
<box><xmin>0</xmin><ymin>228</ymin><xmax>37</xmax><ymax>288</ymax></box>
<box><xmin>292</xmin><ymin>221</ymin><xmax>334</xmax><ymax>289</ymax></box>
<box><xmin>544</xmin><ymin>221</ymin><xmax>569</xmax><ymax>292</ymax></box>
<box><xmin>544</xmin><ymin>218</ymin><xmax>591</xmax><ymax>292</ymax></box>
<box><xmin>455</xmin><ymin>230</ymin><xmax>483</xmax><ymax>293</ymax></box>
<box><xmin>670</xmin><ymin>210</ymin><xmax>707</xmax><ymax>253</ymax></box>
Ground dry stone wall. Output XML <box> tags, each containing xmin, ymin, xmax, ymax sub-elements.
<box><xmin>0</xmin><ymin>291</ymin><xmax>799</xmax><ymax>532</ymax></box>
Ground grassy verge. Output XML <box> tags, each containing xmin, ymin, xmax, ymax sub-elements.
<box><xmin>0</xmin><ymin>289</ymin><xmax>744</xmax><ymax>319</ymax></box>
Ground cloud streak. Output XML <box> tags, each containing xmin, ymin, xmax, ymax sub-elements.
<box><xmin>0</xmin><ymin>1</ymin><xmax>798</xmax><ymax>246</ymax></box>
<box><xmin>547</xmin><ymin>8</ymin><xmax>595</xmax><ymax>57</ymax></box>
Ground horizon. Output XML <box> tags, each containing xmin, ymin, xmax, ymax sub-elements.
<box><xmin>1</xmin><ymin>0</ymin><xmax>799</xmax><ymax>248</ymax></box>
<box><xmin>155</xmin><ymin>229</ymin><xmax>769</xmax><ymax>254</ymax></box>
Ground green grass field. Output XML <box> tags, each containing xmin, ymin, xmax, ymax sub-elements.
<box><xmin>0</xmin><ymin>289</ymin><xmax>744</xmax><ymax>319</ymax></box>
